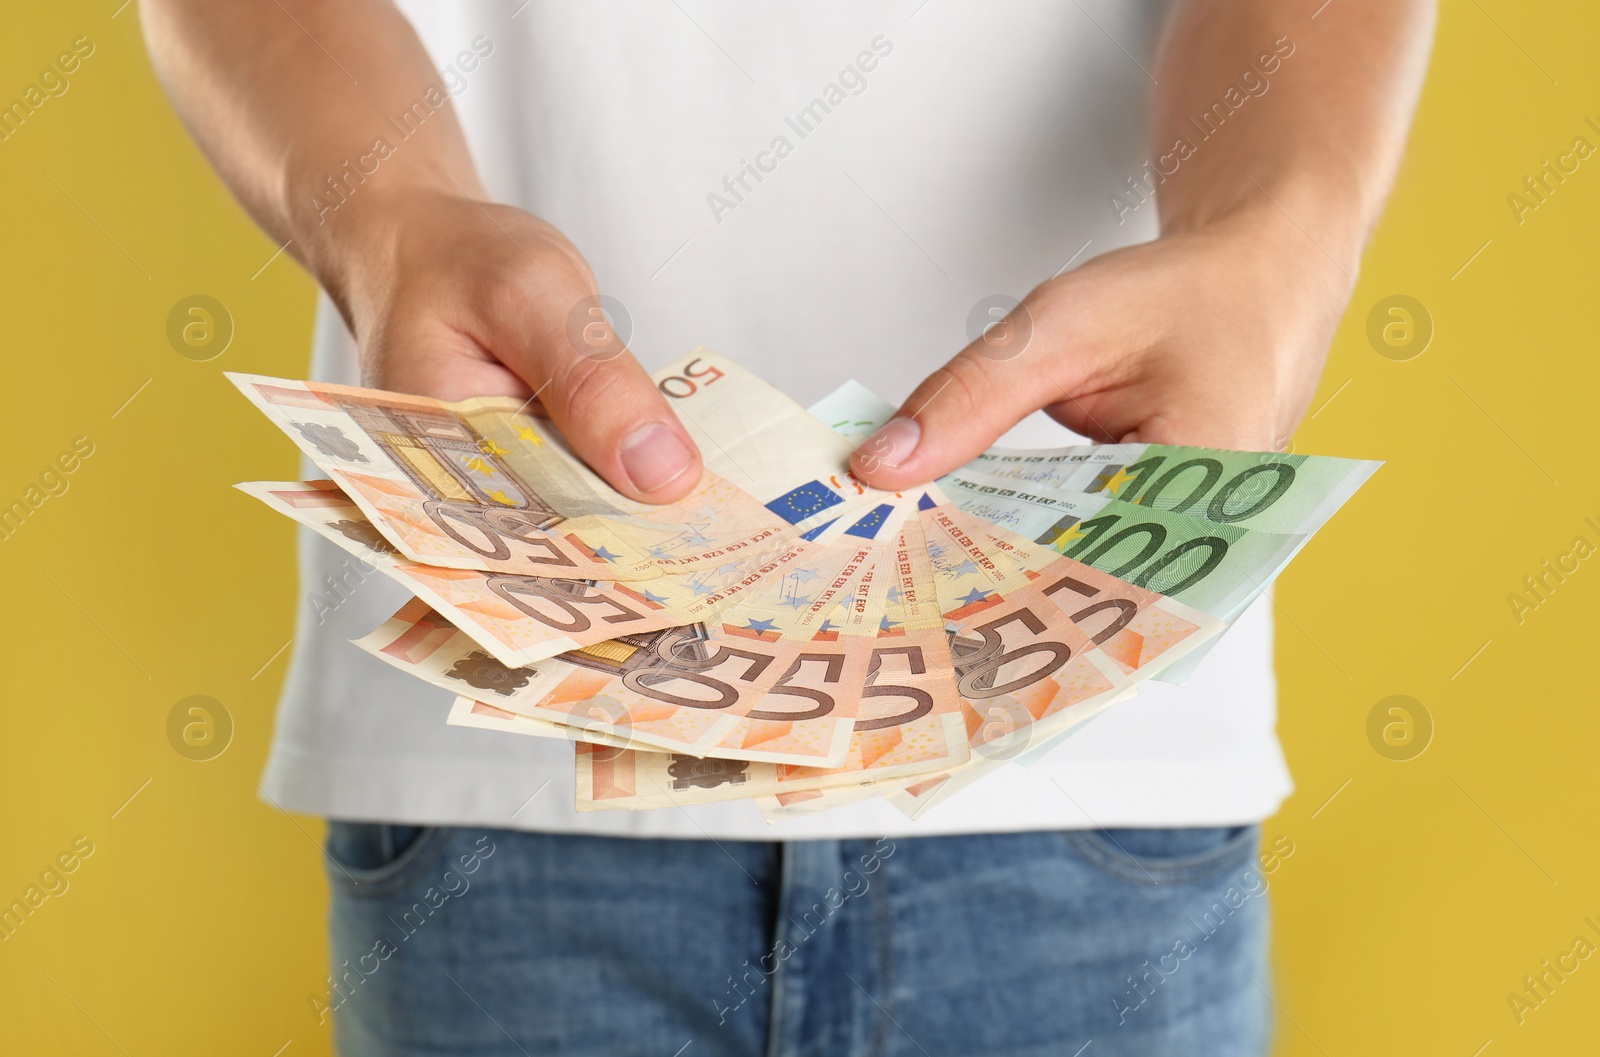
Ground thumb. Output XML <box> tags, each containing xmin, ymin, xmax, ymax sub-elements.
<box><xmin>366</xmin><ymin>311</ymin><xmax>703</xmax><ymax>504</ymax></box>
<box><xmin>850</xmin><ymin>317</ymin><xmax>1057</xmax><ymax>490</ymax></box>
<box><xmin>509</xmin><ymin>314</ymin><xmax>704</xmax><ymax>504</ymax></box>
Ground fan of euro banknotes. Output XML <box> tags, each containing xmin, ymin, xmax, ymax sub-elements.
<box><xmin>231</xmin><ymin>349</ymin><xmax>1376</xmax><ymax>822</ymax></box>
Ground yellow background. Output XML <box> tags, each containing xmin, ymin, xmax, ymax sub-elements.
<box><xmin>2</xmin><ymin>2</ymin><xmax>1595</xmax><ymax>1053</ymax></box>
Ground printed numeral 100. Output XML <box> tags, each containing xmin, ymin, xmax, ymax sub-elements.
<box><xmin>1108</xmin><ymin>456</ymin><xmax>1296</xmax><ymax>523</ymax></box>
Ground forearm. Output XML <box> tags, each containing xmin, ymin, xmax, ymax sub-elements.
<box><xmin>1150</xmin><ymin>0</ymin><xmax>1436</xmax><ymax>271</ymax></box>
<box><xmin>140</xmin><ymin>0</ymin><xmax>485</xmax><ymax>297</ymax></box>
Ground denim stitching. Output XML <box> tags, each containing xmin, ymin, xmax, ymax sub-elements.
<box><xmin>324</xmin><ymin>825</ymin><xmax>457</xmax><ymax>899</ymax></box>
<box><xmin>864</xmin><ymin>839</ymin><xmax>894</xmax><ymax>1057</ymax></box>
<box><xmin>1063</xmin><ymin>826</ymin><xmax>1259</xmax><ymax>886</ymax></box>
<box><xmin>764</xmin><ymin>841</ymin><xmax>793</xmax><ymax>1057</ymax></box>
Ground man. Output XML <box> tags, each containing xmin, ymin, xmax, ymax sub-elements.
<box><xmin>143</xmin><ymin>2</ymin><xmax>1432</xmax><ymax>1054</ymax></box>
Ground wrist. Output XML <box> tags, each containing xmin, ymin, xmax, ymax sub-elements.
<box><xmin>279</xmin><ymin>130</ymin><xmax>487</xmax><ymax>307</ymax></box>
<box><xmin>283</xmin><ymin>173</ymin><xmax>597</xmax><ymax>354</ymax></box>
<box><xmin>1173</xmin><ymin>190</ymin><xmax>1363</xmax><ymax>313</ymax></box>
<box><xmin>1159</xmin><ymin>169</ymin><xmax>1368</xmax><ymax>288</ymax></box>
<box><xmin>291</xmin><ymin>177</ymin><xmax>467</xmax><ymax>325</ymax></box>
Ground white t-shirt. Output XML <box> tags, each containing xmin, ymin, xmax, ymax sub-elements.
<box><xmin>262</xmin><ymin>0</ymin><xmax>1292</xmax><ymax>838</ymax></box>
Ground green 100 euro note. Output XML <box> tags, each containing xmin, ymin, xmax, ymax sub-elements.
<box><xmin>938</xmin><ymin>471</ymin><xmax>1304</xmax><ymax>623</ymax></box>
<box><xmin>969</xmin><ymin>443</ymin><xmax>1379</xmax><ymax>538</ymax></box>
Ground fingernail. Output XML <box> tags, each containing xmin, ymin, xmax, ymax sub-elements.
<box><xmin>620</xmin><ymin>422</ymin><xmax>694</xmax><ymax>494</ymax></box>
<box><xmin>858</xmin><ymin>416</ymin><xmax>921</xmax><ymax>470</ymax></box>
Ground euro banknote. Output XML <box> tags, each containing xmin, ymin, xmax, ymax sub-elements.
<box><xmin>229</xmin><ymin>352</ymin><xmax>882</xmax><ymax>582</ymax></box>
<box><xmin>236</xmin><ymin>354</ymin><xmax>1372</xmax><ymax>822</ymax></box>
<box><xmin>240</xmin><ymin>480</ymin><xmax>820</xmax><ymax>667</ymax></box>
<box><xmin>970</xmin><ymin>443</ymin><xmax>1378</xmax><ymax>538</ymax></box>
<box><xmin>938</xmin><ymin>471</ymin><xmax>1305</xmax><ymax>622</ymax></box>
<box><xmin>355</xmin><ymin>499</ymin><xmax>916</xmax><ymax>766</ymax></box>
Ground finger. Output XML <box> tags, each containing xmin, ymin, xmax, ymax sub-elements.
<box><xmin>541</xmin><ymin>350</ymin><xmax>704</xmax><ymax>503</ymax></box>
<box><xmin>849</xmin><ymin>303</ymin><xmax>1071</xmax><ymax>489</ymax></box>
<box><xmin>848</xmin><ymin>355</ymin><xmax>1042</xmax><ymax>490</ymax></box>
<box><xmin>491</xmin><ymin>295</ymin><xmax>703</xmax><ymax>503</ymax></box>
<box><xmin>368</xmin><ymin>309</ymin><xmax>702</xmax><ymax>504</ymax></box>
<box><xmin>364</xmin><ymin>314</ymin><xmax>532</xmax><ymax>401</ymax></box>
<box><xmin>1040</xmin><ymin>390</ymin><xmax>1138</xmax><ymax>445</ymax></box>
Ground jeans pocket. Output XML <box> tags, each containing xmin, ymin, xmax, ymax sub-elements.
<box><xmin>1063</xmin><ymin>825</ymin><xmax>1259</xmax><ymax>886</ymax></box>
<box><xmin>324</xmin><ymin>821</ymin><xmax>451</xmax><ymax>896</ymax></box>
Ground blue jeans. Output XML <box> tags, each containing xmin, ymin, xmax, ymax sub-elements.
<box><xmin>323</xmin><ymin>824</ymin><xmax>1273</xmax><ymax>1056</ymax></box>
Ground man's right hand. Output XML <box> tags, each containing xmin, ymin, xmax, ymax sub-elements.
<box><xmin>140</xmin><ymin>0</ymin><xmax>699</xmax><ymax>502</ymax></box>
<box><xmin>317</xmin><ymin>188</ymin><xmax>703</xmax><ymax>504</ymax></box>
